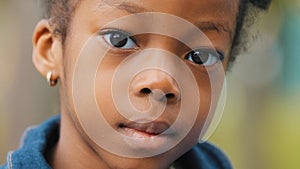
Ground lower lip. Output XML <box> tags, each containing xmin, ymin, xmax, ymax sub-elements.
<box><xmin>120</xmin><ymin>127</ymin><xmax>174</xmax><ymax>151</ymax></box>
<box><xmin>123</xmin><ymin>127</ymin><xmax>158</xmax><ymax>138</ymax></box>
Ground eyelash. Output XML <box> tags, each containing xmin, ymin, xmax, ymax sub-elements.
<box><xmin>100</xmin><ymin>29</ymin><xmax>138</xmax><ymax>49</ymax></box>
<box><xmin>184</xmin><ymin>49</ymin><xmax>224</xmax><ymax>66</ymax></box>
<box><xmin>99</xmin><ymin>29</ymin><xmax>224</xmax><ymax>66</ymax></box>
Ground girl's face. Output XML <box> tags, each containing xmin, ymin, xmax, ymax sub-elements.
<box><xmin>35</xmin><ymin>0</ymin><xmax>238</xmax><ymax>168</ymax></box>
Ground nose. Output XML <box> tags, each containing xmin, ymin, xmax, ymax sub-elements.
<box><xmin>131</xmin><ymin>69</ymin><xmax>180</xmax><ymax>103</ymax></box>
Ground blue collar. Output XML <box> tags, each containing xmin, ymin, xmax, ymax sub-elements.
<box><xmin>1</xmin><ymin>115</ymin><xmax>60</xmax><ymax>169</ymax></box>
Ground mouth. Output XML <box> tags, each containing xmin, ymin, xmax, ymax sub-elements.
<box><xmin>118</xmin><ymin>121</ymin><xmax>170</xmax><ymax>138</ymax></box>
<box><xmin>117</xmin><ymin>120</ymin><xmax>179</xmax><ymax>151</ymax></box>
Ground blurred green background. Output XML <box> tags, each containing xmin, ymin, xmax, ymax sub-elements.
<box><xmin>0</xmin><ymin>0</ymin><xmax>299</xmax><ymax>168</ymax></box>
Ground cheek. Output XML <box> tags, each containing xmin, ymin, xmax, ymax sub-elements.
<box><xmin>191</xmin><ymin>65</ymin><xmax>225</xmax><ymax>134</ymax></box>
<box><xmin>193</xmin><ymin>74</ymin><xmax>212</xmax><ymax>134</ymax></box>
<box><xmin>94</xmin><ymin>59</ymin><xmax>120</xmax><ymax>126</ymax></box>
<box><xmin>94</xmin><ymin>54</ymin><xmax>133</xmax><ymax>126</ymax></box>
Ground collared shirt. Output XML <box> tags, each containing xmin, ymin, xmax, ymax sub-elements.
<box><xmin>1</xmin><ymin>115</ymin><xmax>232</xmax><ymax>169</ymax></box>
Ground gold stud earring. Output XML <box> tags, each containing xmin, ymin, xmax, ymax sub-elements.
<box><xmin>46</xmin><ymin>72</ymin><xmax>58</xmax><ymax>87</ymax></box>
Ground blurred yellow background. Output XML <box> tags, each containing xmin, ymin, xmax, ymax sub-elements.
<box><xmin>0</xmin><ymin>0</ymin><xmax>299</xmax><ymax>169</ymax></box>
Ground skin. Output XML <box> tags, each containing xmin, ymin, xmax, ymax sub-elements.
<box><xmin>32</xmin><ymin>0</ymin><xmax>239</xmax><ymax>169</ymax></box>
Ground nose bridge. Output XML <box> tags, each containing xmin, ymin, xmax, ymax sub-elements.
<box><xmin>146</xmin><ymin>34</ymin><xmax>185</xmax><ymax>56</ymax></box>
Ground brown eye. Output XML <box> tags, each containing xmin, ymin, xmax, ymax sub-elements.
<box><xmin>185</xmin><ymin>49</ymin><xmax>224</xmax><ymax>66</ymax></box>
<box><xmin>103</xmin><ymin>31</ymin><xmax>137</xmax><ymax>49</ymax></box>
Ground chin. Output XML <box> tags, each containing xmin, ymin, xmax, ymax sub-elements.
<box><xmin>89</xmin><ymin>143</ymin><xmax>181</xmax><ymax>169</ymax></box>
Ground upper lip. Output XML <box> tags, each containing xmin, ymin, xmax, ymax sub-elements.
<box><xmin>119</xmin><ymin>121</ymin><xmax>170</xmax><ymax>135</ymax></box>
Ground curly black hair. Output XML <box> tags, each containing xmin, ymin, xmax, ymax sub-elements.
<box><xmin>43</xmin><ymin>0</ymin><xmax>272</xmax><ymax>66</ymax></box>
<box><xmin>230</xmin><ymin>0</ymin><xmax>272</xmax><ymax>65</ymax></box>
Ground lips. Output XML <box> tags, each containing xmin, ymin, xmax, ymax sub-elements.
<box><xmin>119</xmin><ymin>121</ymin><xmax>170</xmax><ymax>137</ymax></box>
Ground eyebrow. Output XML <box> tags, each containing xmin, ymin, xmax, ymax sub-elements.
<box><xmin>194</xmin><ymin>21</ymin><xmax>230</xmax><ymax>33</ymax></box>
<box><xmin>100</xmin><ymin>0</ymin><xmax>151</xmax><ymax>14</ymax></box>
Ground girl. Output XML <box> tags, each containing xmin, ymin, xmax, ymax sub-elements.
<box><xmin>1</xmin><ymin>0</ymin><xmax>271</xmax><ymax>168</ymax></box>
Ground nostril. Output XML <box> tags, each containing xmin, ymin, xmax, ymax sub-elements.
<box><xmin>138</xmin><ymin>88</ymin><xmax>178</xmax><ymax>102</ymax></box>
<box><xmin>140</xmin><ymin>88</ymin><xmax>151</xmax><ymax>94</ymax></box>
<box><xmin>165</xmin><ymin>93</ymin><xmax>175</xmax><ymax>99</ymax></box>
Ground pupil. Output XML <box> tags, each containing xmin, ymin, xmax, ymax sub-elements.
<box><xmin>110</xmin><ymin>33</ymin><xmax>128</xmax><ymax>48</ymax></box>
<box><xmin>192</xmin><ymin>51</ymin><xmax>208</xmax><ymax>64</ymax></box>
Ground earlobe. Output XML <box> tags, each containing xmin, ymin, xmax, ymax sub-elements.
<box><xmin>32</xmin><ymin>19</ymin><xmax>63</xmax><ymax>85</ymax></box>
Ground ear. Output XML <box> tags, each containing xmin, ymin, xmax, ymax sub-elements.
<box><xmin>32</xmin><ymin>19</ymin><xmax>63</xmax><ymax>83</ymax></box>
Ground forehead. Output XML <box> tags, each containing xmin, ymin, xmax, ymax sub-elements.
<box><xmin>75</xmin><ymin>0</ymin><xmax>239</xmax><ymax>26</ymax></box>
